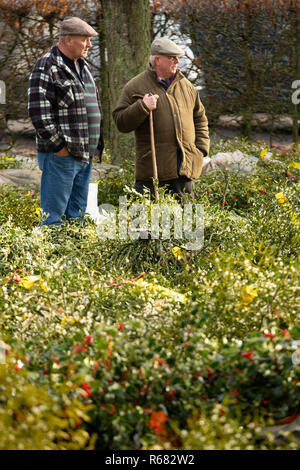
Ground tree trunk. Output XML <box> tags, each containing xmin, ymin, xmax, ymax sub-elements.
<box><xmin>101</xmin><ymin>0</ymin><xmax>151</xmax><ymax>164</ymax></box>
<box><xmin>291</xmin><ymin>9</ymin><xmax>300</xmax><ymax>145</ymax></box>
<box><xmin>240</xmin><ymin>14</ymin><xmax>256</xmax><ymax>140</ymax></box>
<box><xmin>98</xmin><ymin>8</ymin><xmax>111</xmax><ymax>147</ymax></box>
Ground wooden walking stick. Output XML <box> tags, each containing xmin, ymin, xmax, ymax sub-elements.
<box><xmin>149</xmin><ymin>98</ymin><xmax>159</xmax><ymax>202</ymax></box>
<box><xmin>148</xmin><ymin>98</ymin><xmax>162</xmax><ymax>257</ymax></box>
<box><xmin>132</xmin><ymin>93</ymin><xmax>159</xmax><ymax>201</ymax></box>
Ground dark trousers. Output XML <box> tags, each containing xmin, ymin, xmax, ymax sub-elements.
<box><xmin>134</xmin><ymin>176</ymin><xmax>194</xmax><ymax>203</ymax></box>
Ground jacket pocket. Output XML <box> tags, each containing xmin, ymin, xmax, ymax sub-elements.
<box><xmin>190</xmin><ymin>143</ymin><xmax>203</xmax><ymax>178</ymax></box>
<box><xmin>138</xmin><ymin>149</ymin><xmax>152</xmax><ymax>161</ymax></box>
<box><xmin>54</xmin><ymin>79</ymin><xmax>75</xmax><ymax>108</ymax></box>
<box><xmin>183</xmin><ymin>143</ymin><xmax>203</xmax><ymax>179</ymax></box>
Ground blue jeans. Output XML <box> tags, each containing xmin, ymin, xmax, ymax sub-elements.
<box><xmin>37</xmin><ymin>152</ymin><xmax>92</xmax><ymax>226</ymax></box>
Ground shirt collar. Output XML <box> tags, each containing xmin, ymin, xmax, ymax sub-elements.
<box><xmin>156</xmin><ymin>72</ymin><xmax>177</xmax><ymax>90</ymax></box>
<box><xmin>156</xmin><ymin>72</ymin><xmax>176</xmax><ymax>83</ymax></box>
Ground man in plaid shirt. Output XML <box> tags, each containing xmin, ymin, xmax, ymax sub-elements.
<box><xmin>28</xmin><ymin>17</ymin><xmax>104</xmax><ymax>225</ymax></box>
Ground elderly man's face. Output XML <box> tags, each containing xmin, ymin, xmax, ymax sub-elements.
<box><xmin>66</xmin><ymin>35</ymin><xmax>92</xmax><ymax>59</ymax></box>
<box><xmin>154</xmin><ymin>55</ymin><xmax>179</xmax><ymax>79</ymax></box>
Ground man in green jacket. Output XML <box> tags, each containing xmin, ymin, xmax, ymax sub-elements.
<box><xmin>112</xmin><ymin>37</ymin><xmax>210</xmax><ymax>201</ymax></box>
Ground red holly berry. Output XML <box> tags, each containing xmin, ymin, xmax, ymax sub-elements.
<box><xmin>264</xmin><ymin>332</ymin><xmax>275</xmax><ymax>339</ymax></box>
<box><xmin>241</xmin><ymin>351</ymin><xmax>254</xmax><ymax>362</ymax></box>
<box><xmin>84</xmin><ymin>336</ymin><xmax>92</xmax><ymax>345</ymax></box>
<box><xmin>81</xmin><ymin>382</ymin><xmax>91</xmax><ymax>397</ymax></box>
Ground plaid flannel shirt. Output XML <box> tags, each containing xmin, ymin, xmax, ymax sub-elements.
<box><xmin>28</xmin><ymin>44</ymin><xmax>104</xmax><ymax>163</ymax></box>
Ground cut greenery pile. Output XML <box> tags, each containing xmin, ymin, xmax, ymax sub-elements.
<box><xmin>0</xmin><ymin>138</ymin><xmax>299</xmax><ymax>450</ymax></box>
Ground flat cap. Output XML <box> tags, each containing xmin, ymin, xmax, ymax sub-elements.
<box><xmin>150</xmin><ymin>37</ymin><xmax>184</xmax><ymax>56</ymax></box>
<box><xmin>59</xmin><ymin>17</ymin><xmax>98</xmax><ymax>37</ymax></box>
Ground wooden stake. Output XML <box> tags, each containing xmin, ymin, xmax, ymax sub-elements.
<box><xmin>149</xmin><ymin>109</ymin><xmax>159</xmax><ymax>202</ymax></box>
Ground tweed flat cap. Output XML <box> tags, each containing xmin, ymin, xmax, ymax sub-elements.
<box><xmin>150</xmin><ymin>37</ymin><xmax>184</xmax><ymax>56</ymax></box>
<box><xmin>59</xmin><ymin>17</ymin><xmax>98</xmax><ymax>37</ymax></box>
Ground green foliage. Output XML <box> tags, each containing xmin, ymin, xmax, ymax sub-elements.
<box><xmin>0</xmin><ymin>140</ymin><xmax>299</xmax><ymax>449</ymax></box>
<box><xmin>96</xmin><ymin>160</ymin><xmax>134</xmax><ymax>206</ymax></box>
<box><xmin>0</xmin><ymin>357</ymin><xmax>95</xmax><ymax>450</ymax></box>
<box><xmin>0</xmin><ymin>186</ymin><xmax>40</xmax><ymax>229</ymax></box>
<box><xmin>209</xmin><ymin>135</ymin><xmax>263</xmax><ymax>156</ymax></box>
<box><xmin>0</xmin><ymin>154</ymin><xmax>22</xmax><ymax>170</ymax></box>
<box><xmin>169</xmin><ymin>404</ymin><xmax>299</xmax><ymax>450</ymax></box>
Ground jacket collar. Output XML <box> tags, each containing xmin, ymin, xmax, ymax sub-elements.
<box><xmin>49</xmin><ymin>44</ymin><xmax>88</xmax><ymax>82</ymax></box>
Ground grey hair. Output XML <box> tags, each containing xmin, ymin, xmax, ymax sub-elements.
<box><xmin>149</xmin><ymin>55</ymin><xmax>159</xmax><ymax>67</ymax></box>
